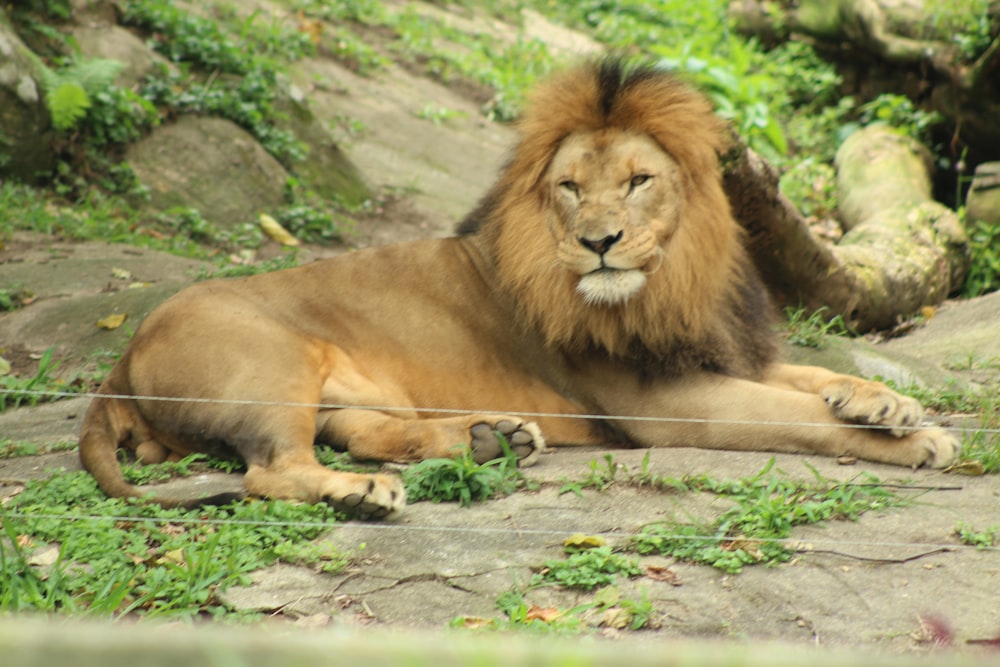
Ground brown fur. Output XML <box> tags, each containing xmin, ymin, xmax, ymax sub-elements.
<box><xmin>79</xmin><ymin>60</ymin><xmax>959</xmax><ymax>518</ymax></box>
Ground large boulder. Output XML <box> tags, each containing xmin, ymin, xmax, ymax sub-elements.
<box><xmin>126</xmin><ymin>115</ymin><xmax>290</xmax><ymax>228</ymax></box>
<box><xmin>0</xmin><ymin>10</ymin><xmax>54</xmax><ymax>181</ymax></box>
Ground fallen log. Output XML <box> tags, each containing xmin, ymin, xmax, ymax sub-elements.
<box><xmin>723</xmin><ymin>125</ymin><xmax>969</xmax><ymax>332</ymax></box>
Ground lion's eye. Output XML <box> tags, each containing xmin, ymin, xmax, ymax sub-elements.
<box><xmin>559</xmin><ymin>180</ymin><xmax>579</xmax><ymax>196</ymax></box>
<box><xmin>629</xmin><ymin>174</ymin><xmax>652</xmax><ymax>191</ymax></box>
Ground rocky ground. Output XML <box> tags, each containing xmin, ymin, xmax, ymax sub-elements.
<box><xmin>1</xmin><ymin>0</ymin><xmax>999</xmax><ymax>660</ymax></box>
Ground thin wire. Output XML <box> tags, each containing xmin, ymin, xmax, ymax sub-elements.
<box><xmin>3</xmin><ymin>388</ymin><xmax>997</xmax><ymax>433</ymax></box>
<box><xmin>2</xmin><ymin>510</ymin><xmax>995</xmax><ymax>554</ymax></box>
<box><xmin>1</xmin><ymin>388</ymin><xmax>994</xmax><ymax>554</ymax></box>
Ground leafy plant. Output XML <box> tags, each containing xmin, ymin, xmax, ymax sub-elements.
<box><xmin>0</xmin><ymin>439</ymin><xmax>75</xmax><ymax>458</ymax></box>
<box><xmin>962</xmin><ymin>218</ymin><xmax>1000</xmax><ymax>297</ymax></box>
<box><xmin>559</xmin><ymin>454</ymin><xmax>621</xmax><ymax>496</ymax></box>
<box><xmin>778</xmin><ymin>158</ymin><xmax>839</xmax><ymax>223</ymax></box>
<box><xmin>923</xmin><ymin>0</ymin><xmax>996</xmax><ymax>59</ymax></box>
<box><xmin>858</xmin><ymin>94</ymin><xmax>944</xmax><ymax>144</ymax></box>
<box><xmin>122</xmin><ymin>0</ymin><xmax>310</xmax><ymax>165</ymax></box>
<box><xmin>531</xmin><ymin>546</ymin><xmax>642</xmax><ymax>591</ymax></box>
<box><xmin>954</xmin><ymin>522</ymin><xmax>998</xmax><ymax>549</ymax></box>
<box><xmin>37</xmin><ymin>58</ymin><xmax>124</xmax><ymax>131</ymax></box>
<box><xmin>402</xmin><ymin>437</ymin><xmax>524</xmax><ymax>506</ymax></box>
<box><xmin>632</xmin><ymin>460</ymin><xmax>907</xmax><ymax>573</ymax></box>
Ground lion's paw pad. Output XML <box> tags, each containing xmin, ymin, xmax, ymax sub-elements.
<box><xmin>324</xmin><ymin>474</ymin><xmax>406</xmax><ymax>520</ymax></box>
<box><xmin>469</xmin><ymin>419</ymin><xmax>545</xmax><ymax>466</ymax></box>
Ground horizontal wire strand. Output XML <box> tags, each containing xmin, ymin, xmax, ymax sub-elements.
<box><xmin>2</xmin><ymin>510</ymin><xmax>996</xmax><ymax>555</ymax></box>
<box><xmin>1</xmin><ymin>388</ymin><xmax>996</xmax><ymax>434</ymax></box>
<box><xmin>2</xmin><ymin>386</ymin><xmax>994</xmax><ymax>554</ymax></box>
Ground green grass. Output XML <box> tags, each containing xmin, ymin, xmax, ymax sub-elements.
<box><xmin>1</xmin><ymin>471</ymin><xmax>348</xmax><ymax>618</ymax></box>
<box><xmin>877</xmin><ymin>378</ymin><xmax>1000</xmax><ymax>473</ymax></box>
<box><xmin>0</xmin><ymin>348</ymin><xmax>81</xmax><ymax>412</ymax></box>
<box><xmin>0</xmin><ymin>439</ymin><xmax>76</xmax><ymax>458</ymax></box>
<box><xmin>783</xmin><ymin>306</ymin><xmax>851</xmax><ymax>349</ymax></box>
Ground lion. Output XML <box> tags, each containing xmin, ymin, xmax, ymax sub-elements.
<box><xmin>79</xmin><ymin>59</ymin><xmax>959</xmax><ymax>519</ymax></box>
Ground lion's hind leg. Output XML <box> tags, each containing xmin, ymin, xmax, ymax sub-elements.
<box><xmin>243</xmin><ymin>461</ymin><xmax>405</xmax><ymax>520</ymax></box>
<box><xmin>235</xmin><ymin>412</ymin><xmax>404</xmax><ymax>518</ymax></box>
<box><xmin>316</xmin><ymin>408</ymin><xmax>545</xmax><ymax>466</ymax></box>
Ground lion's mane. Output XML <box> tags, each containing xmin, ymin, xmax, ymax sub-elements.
<box><xmin>459</xmin><ymin>59</ymin><xmax>777</xmax><ymax>379</ymax></box>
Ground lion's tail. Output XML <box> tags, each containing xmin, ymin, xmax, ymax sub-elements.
<box><xmin>78</xmin><ymin>386</ymin><xmax>240</xmax><ymax>509</ymax></box>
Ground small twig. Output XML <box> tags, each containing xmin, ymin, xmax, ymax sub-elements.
<box><xmin>796</xmin><ymin>546</ymin><xmax>955</xmax><ymax>564</ymax></box>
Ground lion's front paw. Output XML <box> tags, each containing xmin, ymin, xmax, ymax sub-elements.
<box><xmin>913</xmin><ymin>427</ymin><xmax>961</xmax><ymax>469</ymax></box>
<box><xmin>469</xmin><ymin>419</ymin><xmax>546</xmax><ymax>466</ymax></box>
<box><xmin>821</xmin><ymin>379</ymin><xmax>923</xmax><ymax>437</ymax></box>
<box><xmin>324</xmin><ymin>473</ymin><xmax>406</xmax><ymax>520</ymax></box>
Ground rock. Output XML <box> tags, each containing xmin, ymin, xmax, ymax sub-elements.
<box><xmin>126</xmin><ymin>115</ymin><xmax>290</xmax><ymax>229</ymax></box>
<box><xmin>0</xmin><ymin>236</ymin><xmax>211</xmax><ymax>366</ymax></box>
<box><xmin>70</xmin><ymin>24</ymin><xmax>172</xmax><ymax>88</ymax></box>
<box><xmin>273</xmin><ymin>78</ymin><xmax>371</xmax><ymax>206</ymax></box>
<box><xmin>0</xmin><ymin>9</ymin><xmax>55</xmax><ymax>180</ymax></box>
<box><xmin>965</xmin><ymin>161</ymin><xmax>1000</xmax><ymax>226</ymax></box>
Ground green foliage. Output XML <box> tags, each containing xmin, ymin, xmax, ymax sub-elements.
<box><xmin>962</xmin><ymin>218</ymin><xmax>1000</xmax><ymax>297</ymax></box>
<box><xmin>121</xmin><ymin>0</ymin><xmax>311</xmax><ymax>165</ymax></box>
<box><xmin>923</xmin><ymin>0</ymin><xmax>996</xmax><ymax>59</ymax></box>
<box><xmin>402</xmin><ymin>438</ymin><xmax>525</xmax><ymax>506</ymax></box>
<box><xmin>783</xmin><ymin>306</ymin><xmax>850</xmax><ymax>348</ymax></box>
<box><xmin>0</xmin><ymin>286</ymin><xmax>33</xmax><ymax>311</ymax></box>
<box><xmin>531</xmin><ymin>546</ymin><xmax>642</xmax><ymax>591</ymax></box>
<box><xmin>0</xmin><ymin>440</ymin><xmax>41</xmax><ymax>458</ymax></box>
<box><xmin>660</xmin><ymin>45</ymin><xmax>787</xmax><ymax>158</ymax></box>
<box><xmin>484</xmin><ymin>589</ymin><xmax>585</xmax><ymax>634</ymax></box>
<box><xmin>195</xmin><ymin>252</ymin><xmax>301</xmax><ymax>281</ymax></box>
<box><xmin>121</xmin><ymin>453</ymin><xmax>217</xmax><ymax>486</ymax></box>
<box><xmin>878</xmin><ymin>379</ymin><xmax>1000</xmax><ymax>474</ymax></box>
<box><xmin>2</xmin><ymin>471</ymin><xmax>343</xmax><ymax>617</ymax></box>
<box><xmin>272</xmin><ymin>539</ymin><xmax>358</xmax><ymax>573</ymax></box>
<box><xmin>778</xmin><ymin>157</ymin><xmax>838</xmax><ymax>221</ymax></box>
<box><xmin>0</xmin><ymin>181</ymin><xmax>228</xmax><ymax>260</ymax></box>
<box><xmin>954</xmin><ymin>522</ymin><xmax>998</xmax><ymax>549</ymax></box>
<box><xmin>632</xmin><ymin>460</ymin><xmax>905</xmax><ymax>573</ymax></box>
<box><xmin>37</xmin><ymin>59</ymin><xmax>123</xmax><ymax>130</ymax></box>
<box><xmin>858</xmin><ymin>94</ymin><xmax>944</xmax><ymax>144</ymax></box>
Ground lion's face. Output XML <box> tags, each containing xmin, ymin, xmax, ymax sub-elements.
<box><xmin>547</xmin><ymin>130</ymin><xmax>683</xmax><ymax>306</ymax></box>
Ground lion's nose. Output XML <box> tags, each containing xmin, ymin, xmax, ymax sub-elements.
<box><xmin>578</xmin><ymin>230</ymin><xmax>623</xmax><ymax>256</ymax></box>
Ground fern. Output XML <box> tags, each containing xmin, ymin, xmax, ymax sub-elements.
<box><xmin>39</xmin><ymin>59</ymin><xmax>124</xmax><ymax>131</ymax></box>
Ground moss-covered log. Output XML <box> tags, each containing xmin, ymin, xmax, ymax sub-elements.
<box><xmin>729</xmin><ymin>0</ymin><xmax>1000</xmax><ymax>165</ymax></box>
<box><xmin>724</xmin><ymin>126</ymin><xmax>969</xmax><ymax>332</ymax></box>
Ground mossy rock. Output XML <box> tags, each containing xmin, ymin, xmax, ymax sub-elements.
<box><xmin>126</xmin><ymin>115</ymin><xmax>290</xmax><ymax>229</ymax></box>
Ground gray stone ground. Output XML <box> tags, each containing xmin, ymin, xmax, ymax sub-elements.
<box><xmin>1</xmin><ymin>4</ymin><xmax>999</xmax><ymax>655</ymax></box>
